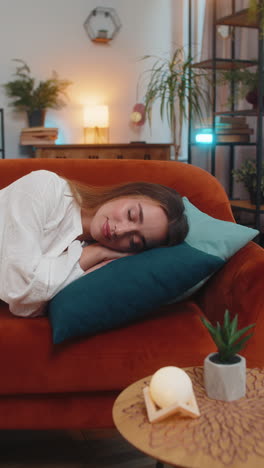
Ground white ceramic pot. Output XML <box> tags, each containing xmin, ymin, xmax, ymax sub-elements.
<box><xmin>204</xmin><ymin>352</ymin><xmax>246</xmax><ymax>402</ymax></box>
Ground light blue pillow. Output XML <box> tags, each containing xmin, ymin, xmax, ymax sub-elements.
<box><xmin>175</xmin><ymin>197</ymin><xmax>259</xmax><ymax>301</ymax></box>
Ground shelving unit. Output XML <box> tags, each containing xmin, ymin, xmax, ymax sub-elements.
<box><xmin>188</xmin><ymin>0</ymin><xmax>264</xmax><ymax>241</ymax></box>
<box><xmin>0</xmin><ymin>109</ymin><xmax>5</xmax><ymax>159</ymax></box>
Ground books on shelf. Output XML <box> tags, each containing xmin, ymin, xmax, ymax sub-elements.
<box><xmin>20</xmin><ymin>127</ymin><xmax>58</xmax><ymax>145</ymax></box>
<box><xmin>215</xmin><ymin>127</ymin><xmax>253</xmax><ymax>135</ymax></box>
<box><xmin>202</xmin><ymin>116</ymin><xmax>247</xmax><ymax>124</ymax></box>
<box><xmin>215</xmin><ymin>116</ymin><xmax>247</xmax><ymax>126</ymax></box>
<box><xmin>196</xmin><ymin>116</ymin><xmax>254</xmax><ymax>143</ymax></box>
<box><xmin>216</xmin><ymin>134</ymin><xmax>250</xmax><ymax>143</ymax></box>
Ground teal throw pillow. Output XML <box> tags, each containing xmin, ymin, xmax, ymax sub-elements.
<box><xmin>49</xmin><ymin>242</ymin><xmax>224</xmax><ymax>344</ymax></box>
<box><xmin>48</xmin><ymin>197</ymin><xmax>258</xmax><ymax>344</ymax></box>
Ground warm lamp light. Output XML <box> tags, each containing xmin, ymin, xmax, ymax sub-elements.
<box><xmin>83</xmin><ymin>105</ymin><xmax>109</xmax><ymax>128</ymax></box>
<box><xmin>83</xmin><ymin>105</ymin><xmax>109</xmax><ymax>143</ymax></box>
<box><xmin>149</xmin><ymin>366</ymin><xmax>193</xmax><ymax>408</ymax></box>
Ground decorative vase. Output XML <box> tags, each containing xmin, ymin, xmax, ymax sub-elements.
<box><xmin>204</xmin><ymin>352</ymin><xmax>246</xmax><ymax>402</ymax></box>
<box><xmin>27</xmin><ymin>110</ymin><xmax>46</xmax><ymax>127</ymax></box>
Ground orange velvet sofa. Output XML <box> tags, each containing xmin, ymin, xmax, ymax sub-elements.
<box><xmin>0</xmin><ymin>158</ymin><xmax>263</xmax><ymax>430</ymax></box>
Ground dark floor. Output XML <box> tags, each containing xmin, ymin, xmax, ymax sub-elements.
<box><xmin>0</xmin><ymin>429</ymin><xmax>165</xmax><ymax>468</ymax></box>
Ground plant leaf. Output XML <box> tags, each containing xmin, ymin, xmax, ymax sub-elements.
<box><xmin>231</xmin><ymin>334</ymin><xmax>254</xmax><ymax>355</ymax></box>
<box><xmin>230</xmin><ymin>314</ymin><xmax>238</xmax><ymax>336</ymax></box>
<box><xmin>229</xmin><ymin>324</ymin><xmax>255</xmax><ymax>345</ymax></box>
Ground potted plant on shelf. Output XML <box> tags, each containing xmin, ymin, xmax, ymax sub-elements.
<box><xmin>248</xmin><ymin>0</ymin><xmax>264</xmax><ymax>34</ymax></box>
<box><xmin>138</xmin><ymin>47</ymin><xmax>210</xmax><ymax>159</ymax></box>
<box><xmin>3</xmin><ymin>59</ymin><xmax>72</xmax><ymax>127</ymax></box>
<box><xmin>232</xmin><ymin>159</ymin><xmax>264</xmax><ymax>204</ymax></box>
<box><xmin>201</xmin><ymin>310</ymin><xmax>255</xmax><ymax>401</ymax></box>
<box><xmin>218</xmin><ymin>68</ymin><xmax>260</xmax><ymax>108</ymax></box>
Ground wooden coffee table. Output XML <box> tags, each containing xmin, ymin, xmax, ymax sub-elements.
<box><xmin>113</xmin><ymin>367</ymin><xmax>264</xmax><ymax>468</ymax></box>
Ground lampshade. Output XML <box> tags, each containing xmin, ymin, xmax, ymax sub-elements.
<box><xmin>83</xmin><ymin>105</ymin><xmax>109</xmax><ymax>128</ymax></box>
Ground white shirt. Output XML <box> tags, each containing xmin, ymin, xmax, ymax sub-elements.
<box><xmin>0</xmin><ymin>170</ymin><xmax>85</xmax><ymax>317</ymax></box>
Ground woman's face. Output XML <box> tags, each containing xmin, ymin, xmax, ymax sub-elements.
<box><xmin>89</xmin><ymin>196</ymin><xmax>168</xmax><ymax>252</ymax></box>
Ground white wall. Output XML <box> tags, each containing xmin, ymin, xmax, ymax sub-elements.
<box><xmin>0</xmin><ymin>0</ymin><xmax>175</xmax><ymax>158</ymax></box>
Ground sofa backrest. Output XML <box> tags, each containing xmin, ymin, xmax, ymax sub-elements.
<box><xmin>0</xmin><ymin>158</ymin><xmax>234</xmax><ymax>222</ymax></box>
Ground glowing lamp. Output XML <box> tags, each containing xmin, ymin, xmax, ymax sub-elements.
<box><xmin>149</xmin><ymin>366</ymin><xmax>193</xmax><ymax>408</ymax></box>
<box><xmin>143</xmin><ymin>366</ymin><xmax>200</xmax><ymax>423</ymax></box>
<box><xmin>83</xmin><ymin>105</ymin><xmax>109</xmax><ymax>143</ymax></box>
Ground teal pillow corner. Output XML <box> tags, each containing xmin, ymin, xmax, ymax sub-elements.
<box><xmin>173</xmin><ymin>197</ymin><xmax>259</xmax><ymax>302</ymax></box>
<box><xmin>183</xmin><ymin>197</ymin><xmax>259</xmax><ymax>260</ymax></box>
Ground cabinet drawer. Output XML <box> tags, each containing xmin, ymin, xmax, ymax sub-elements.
<box><xmin>35</xmin><ymin>144</ymin><xmax>170</xmax><ymax>160</ymax></box>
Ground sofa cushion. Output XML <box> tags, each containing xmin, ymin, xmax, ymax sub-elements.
<box><xmin>49</xmin><ymin>242</ymin><xmax>224</xmax><ymax>344</ymax></box>
<box><xmin>0</xmin><ymin>300</ymin><xmax>214</xmax><ymax>395</ymax></box>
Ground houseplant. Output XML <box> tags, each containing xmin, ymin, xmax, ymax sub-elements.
<box><xmin>249</xmin><ymin>0</ymin><xmax>264</xmax><ymax>34</ymax></box>
<box><xmin>3</xmin><ymin>59</ymin><xmax>71</xmax><ymax>127</ymax></box>
<box><xmin>138</xmin><ymin>47</ymin><xmax>210</xmax><ymax>159</ymax></box>
<box><xmin>232</xmin><ymin>159</ymin><xmax>264</xmax><ymax>204</ymax></box>
<box><xmin>218</xmin><ymin>0</ymin><xmax>264</xmax><ymax>107</ymax></box>
<box><xmin>218</xmin><ymin>68</ymin><xmax>260</xmax><ymax>108</ymax></box>
<box><xmin>201</xmin><ymin>310</ymin><xmax>255</xmax><ymax>401</ymax></box>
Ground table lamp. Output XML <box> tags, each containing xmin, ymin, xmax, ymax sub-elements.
<box><xmin>83</xmin><ymin>105</ymin><xmax>109</xmax><ymax>143</ymax></box>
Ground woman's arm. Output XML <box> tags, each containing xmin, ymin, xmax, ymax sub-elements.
<box><xmin>0</xmin><ymin>171</ymin><xmax>133</xmax><ymax>317</ymax></box>
<box><xmin>79</xmin><ymin>243</ymin><xmax>131</xmax><ymax>271</ymax></box>
<box><xmin>0</xmin><ymin>171</ymin><xmax>84</xmax><ymax>317</ymax></box>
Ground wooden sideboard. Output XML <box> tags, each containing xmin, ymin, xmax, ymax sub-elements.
<box><xmin>35</xmin><ymin>143</ymin><xmax>171</xmax><ymax>160</ymax></box>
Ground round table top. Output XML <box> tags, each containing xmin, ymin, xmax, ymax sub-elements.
<box><xmin>112</xmin><ymin>367</ymin><xmax>264</xmax><ymax>468</ymax></box>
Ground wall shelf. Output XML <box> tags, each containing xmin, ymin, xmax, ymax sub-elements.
<box><xmin>193</xmin><ymin>58</ymin><xmax>257</xmax><ymax>70</ymax></box>
<box><xmin>188</xmin><ymin>0</ymin><xmax>264</xmax><ymax>241</ymax></box>
<box><xmin>0</xmin><ymin>109</ymin><xmax>5</xmax><ymax>159</ymax></box>
<box><xmin>216</xmin><ymin>8</ymin><xmax>259</xmax><ymax>28</ymax></box>
<box><xmin>231</xmin><ymin>199</ymin><xmax>264</xmax><ymax>213</ymax></box>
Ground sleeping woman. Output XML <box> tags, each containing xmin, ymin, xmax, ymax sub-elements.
<box><xmin>0</xmin><ymin>170</ymin><xmax>188</xmax><ymax>317</ymax></box>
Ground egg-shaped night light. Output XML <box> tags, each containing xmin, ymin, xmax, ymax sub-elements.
<box><xmin>149</xmin><ymin>366</ymin><xmax>193</xmax><ymax>408</ymax></box>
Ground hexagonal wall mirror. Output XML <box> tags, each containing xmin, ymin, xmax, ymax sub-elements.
<box><xmin>84</xmin><ymin>7</ymin><xmax>121</xmax><ymax>44</ymax></box>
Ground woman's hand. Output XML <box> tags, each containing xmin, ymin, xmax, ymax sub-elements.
<box><xmin>79</xmin><ymin>243</ymin><xmax>132</xmax><ymax>272</ymax></box>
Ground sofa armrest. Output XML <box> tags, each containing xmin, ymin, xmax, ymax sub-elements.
<box><xmin>196</xmin><ymin>241</ymin><xmax>264</xmax><ymax>327</ymax></box>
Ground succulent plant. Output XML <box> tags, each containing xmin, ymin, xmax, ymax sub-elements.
<box><xmin>201</xmin><ymin>310</ymin><xmax>255</xmax><ymax>363</ymax></box>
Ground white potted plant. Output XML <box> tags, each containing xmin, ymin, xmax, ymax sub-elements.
<box><xmin>201</xmin><ymin>310</ymin><xmax>255</xmax><ymax>402</ymax></box>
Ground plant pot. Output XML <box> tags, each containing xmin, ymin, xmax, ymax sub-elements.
<box><xmin>27</xmin><ymin>110</ymin><xmax>46</xmax><ymax>127</ymax></box>
<box><xmin>245</xmin><ymin>88</ymin><xmax>264</xmax><ymax>109</ymax></box>
<box><xmin>97</xmin><ymin>29</ymin><xmax>108</xmax><ymax>39</ymax></box>
<box><xmin>204</xmin><ymin>352</ymin><xmax>246</xmax><ymax>401</ymax></box>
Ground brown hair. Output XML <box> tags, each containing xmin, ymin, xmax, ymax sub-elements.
<box><xmin>67</xmin><ymin>179</ymin><xmax>189</xmax><ymax>247</ymax></box>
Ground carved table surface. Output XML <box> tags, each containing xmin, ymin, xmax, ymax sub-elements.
<box><xmin>112</xmin><ymin>367</ymin><xmax>264</xmax><ymax>468</ymax></box>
